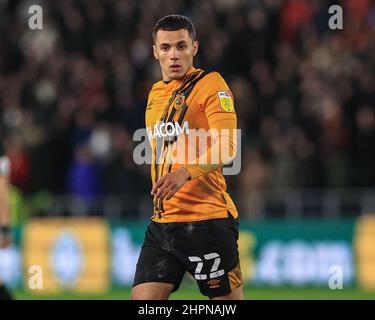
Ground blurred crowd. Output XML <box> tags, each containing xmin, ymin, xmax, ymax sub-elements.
<box><xmin>0</xmin><ymin>0</ymin><xmax>374</xmax><ymax>218</ymax></box>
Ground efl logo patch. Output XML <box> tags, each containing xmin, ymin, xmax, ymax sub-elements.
<box><xmin>217</xmin><ymin>91</ymin><xmax>234</xmax><ymax>112</ymax></box>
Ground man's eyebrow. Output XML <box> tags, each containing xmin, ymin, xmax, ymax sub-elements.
<box><xmin>157</xmin><ymin>40</ymin><xmax>188</xmax><ymax>46</ymax></box>
<box><xmin>176</xmin><ymin>40</ymin><xmax>188</xmax><ymax>45</ymax></box>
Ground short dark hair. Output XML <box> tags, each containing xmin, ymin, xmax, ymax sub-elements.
<box><xmin>152</xmin><ymin>15</ymin><xmax>196</xmax><ymax>43</ymax></box>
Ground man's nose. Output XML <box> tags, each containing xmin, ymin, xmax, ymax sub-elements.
<box><xmin>170</xmin><ymin>47</ymin><xmax>178</xmax><ymax>60</ymax></box>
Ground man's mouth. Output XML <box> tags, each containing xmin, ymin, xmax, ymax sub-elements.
<box><xmin>170</xmin><ymin>64</ymin><xmax>181</xmax><ymax>70</ymax></box>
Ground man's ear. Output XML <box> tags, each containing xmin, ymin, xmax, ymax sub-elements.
<box><xmin>193</xmin><ymin>41</ymin><xmax>199</xmax><ymax>56</ymax></box>
<box><xmin>153</xmin><ymin>45</ymin><xmax>159</xmax><ymax>60</ymax></box>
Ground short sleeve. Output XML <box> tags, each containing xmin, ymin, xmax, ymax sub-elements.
<box><xmin>198</xmin><ymin>72</ymin><xmax>236</xmax><ymax>122</ymax></box>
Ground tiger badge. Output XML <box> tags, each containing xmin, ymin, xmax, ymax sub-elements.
<box><xmin>173</xmin><ymin>93</ymin><xmax>185</xmax><ymax>110</ymax></box>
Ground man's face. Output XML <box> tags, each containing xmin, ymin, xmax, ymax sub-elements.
<box><xmin>153</xmin><ymin>29</ymin><xmax>198</xmax><ymax>81</ymax></box>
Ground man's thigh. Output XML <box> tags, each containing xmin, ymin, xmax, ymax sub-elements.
<box><xmin>131</xmin><ymin>282</ymin><xmax>175</xmax><ymax>300</ymax></box>
<box><xmin>132</xmin><ymin>223</ymin><xmax>186</xmax><ymax>297</ymax></box>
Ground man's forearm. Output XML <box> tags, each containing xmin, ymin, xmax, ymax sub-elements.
<box><xmin>184</xmin><ymin>116</ymin><xmax>237</xmax><ymax>179</ymax></box>
<box><xmin>184</xmin><ymin>134</ymin><xmax>237</xmax><ymax>179</ymax></box>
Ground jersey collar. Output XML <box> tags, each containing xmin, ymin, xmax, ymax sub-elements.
<box><xmin>161</xmin><ymin>66</ymin><xmax>199</xmax><ymax>88</ymax></box>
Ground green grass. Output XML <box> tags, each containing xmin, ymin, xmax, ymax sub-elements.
<box><xmin>13</xmin><ymin>286</ymin><xmax>375</xmax><ymax>300</ymax></box>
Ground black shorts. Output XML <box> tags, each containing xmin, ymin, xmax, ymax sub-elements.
<box><xmin>133</xmin><ymin>213</ymin><xmax>243</xmax><ymax>298</ymax></box>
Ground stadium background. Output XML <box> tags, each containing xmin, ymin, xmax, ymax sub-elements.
<box><xmin>1</xmin><ymin>0</ymin><xmax>375</xmax><ymax>299</ymax></box>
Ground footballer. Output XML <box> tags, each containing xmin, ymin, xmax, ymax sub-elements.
<box><xmin>131</xmin><ymin>15</ymin><xmax>243</xmax><ymax>300</ymax></box>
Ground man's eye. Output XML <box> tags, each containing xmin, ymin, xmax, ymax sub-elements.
<box><xmin>161</xmin><ymin>46</ymin><xmax>169</xmax><ymax>51</ymax></box>
<box><xmin>178</xmin><ymin>44</ymin><xmax>186</xmax><ymax>49</ymax></box>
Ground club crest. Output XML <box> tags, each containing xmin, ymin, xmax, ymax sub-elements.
<box><xmin>173</xmin><ymin>93</ymin><xmax>185</xmax><ymax>110</ymax></box>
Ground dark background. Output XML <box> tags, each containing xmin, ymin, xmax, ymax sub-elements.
<box><xmin>0</xmin><ymin>0</ymin><xmax>374</xmax><ymax>221</ymax></box>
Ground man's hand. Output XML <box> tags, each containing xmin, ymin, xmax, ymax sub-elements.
<box><xmin>152</xmin><ymin>168</ymin><xmax>191</xmax><ymax>201</ymax></box>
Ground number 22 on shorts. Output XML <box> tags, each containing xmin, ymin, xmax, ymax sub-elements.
<box><xmin>188</xmin><ymin>253</ymin><xmax>225</xmax><ymax>280</ymax></box>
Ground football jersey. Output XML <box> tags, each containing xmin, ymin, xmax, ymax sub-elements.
<box><xmin>146</xmin><ymin>67</ymin><xmax>238</xmax><ymax>223</ymax></box>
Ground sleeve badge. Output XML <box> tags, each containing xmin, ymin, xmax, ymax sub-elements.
<box><xmin>217</xmin><ymin>91</ymin><xmax>234</xmax><ymax>112</ymax></box>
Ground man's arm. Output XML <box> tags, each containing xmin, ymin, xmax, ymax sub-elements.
<box><xmin>184</xmin><ymin>111</ymin><xmax>237</xmax><ymax>179</ymax></box>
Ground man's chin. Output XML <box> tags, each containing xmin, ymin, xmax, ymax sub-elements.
<box><xmin>168</xmin><ymin>70</ymin><xmax>187</xmax><ymax>80</ymax></box>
